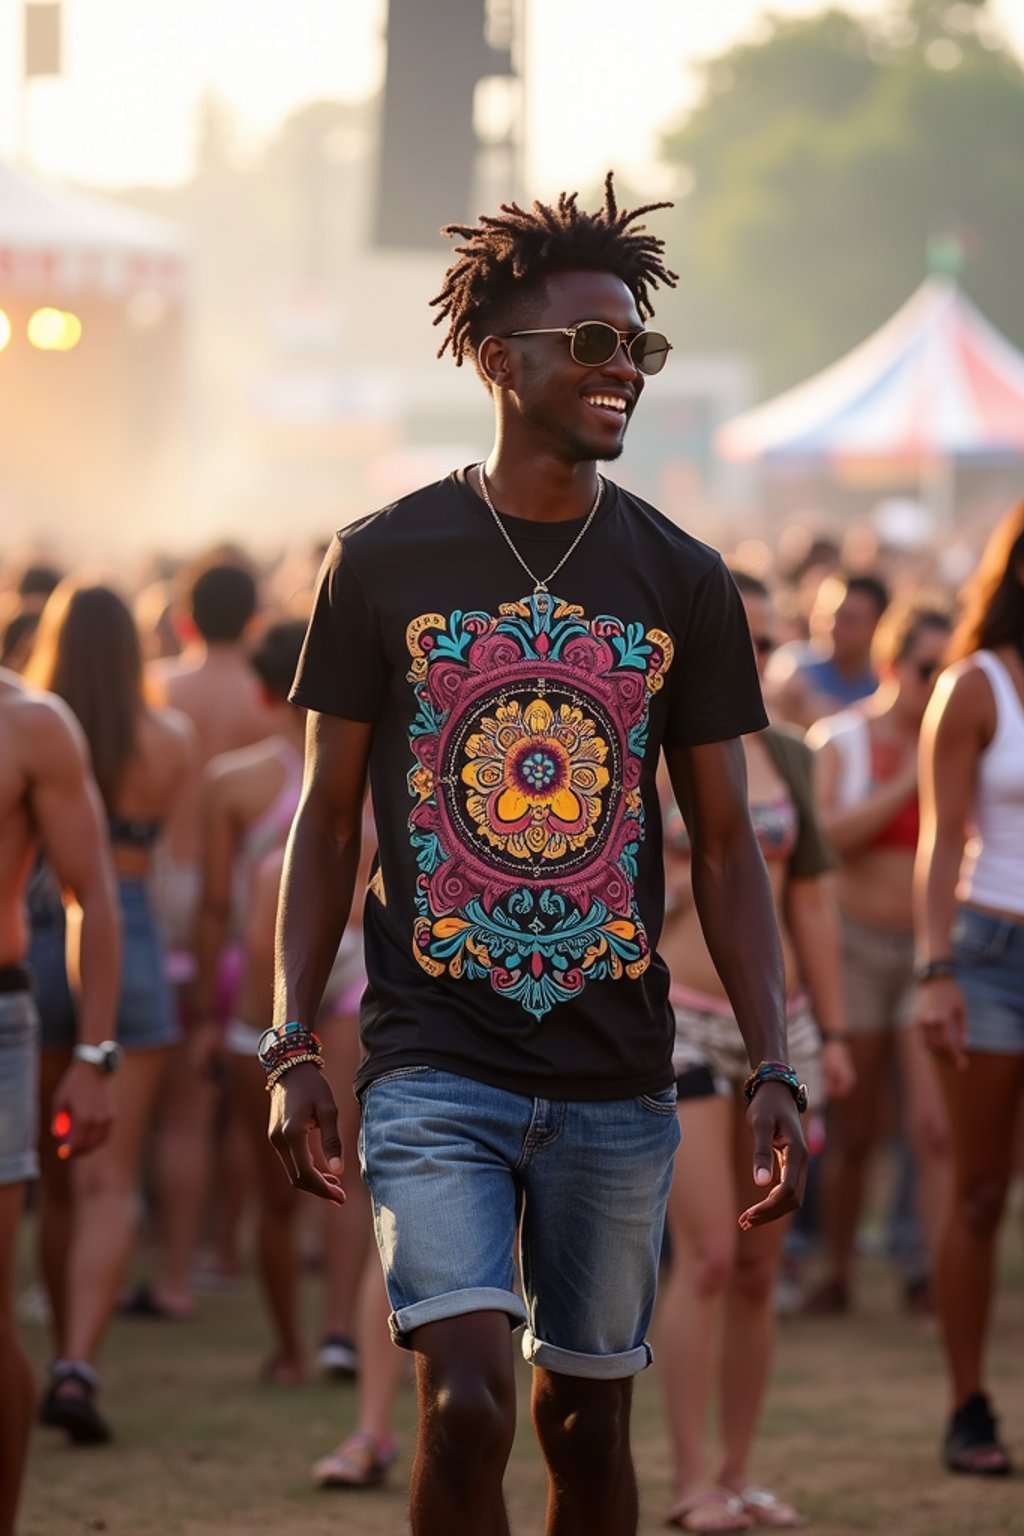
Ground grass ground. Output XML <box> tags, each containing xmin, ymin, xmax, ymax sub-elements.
<box><xmin>16</xmin><ymin>1222</ymin><xmax>1024</xmax><ymax>1536</ymax></box>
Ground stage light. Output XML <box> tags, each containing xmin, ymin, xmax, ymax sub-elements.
<box><xmin>28</xmin><ymin>308</ymin><xmax>83</xmax><ymax>351</ymax></box>
<box><xmin>0</xmin><ymin>310</ymin><xmax>11</xmax><ymax>351</ymax></box>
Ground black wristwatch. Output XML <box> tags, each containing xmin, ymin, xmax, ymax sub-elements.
<box><xmin>72</xmin><ymin>1041</ymin><xmax>122</xmax><ymax>1075</ymax></box>
<box><xmin>913</xmin><ymin>958</ymin><xmax>956</xmax><ymax>984</ymax></box>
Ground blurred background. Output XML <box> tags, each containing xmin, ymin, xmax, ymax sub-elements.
<box><xmin>2</xmin><ymin>0</ymin><xmax>1024</xmax><ymax>563</ymax></box>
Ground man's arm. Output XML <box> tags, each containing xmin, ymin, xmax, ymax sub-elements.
<box><xmin>664</xmin><ymin>738</ymin><xmax>808</xmax><ymax>1226</ymax></box>
<box><xmin>268</xmin><ymin>712</ymin><xmax>373</xmax><ymax>1203</ymax></box>
<box><xmin>26</xmin><ymin>699</ymin><xmax>120</xmax><ymax>1156</ymax></box>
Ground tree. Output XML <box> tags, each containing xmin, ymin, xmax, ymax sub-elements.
<box><xmin>660</xmin><ymin>0</ymin><xmax>1024</xmax><ymax>393</ymax></box>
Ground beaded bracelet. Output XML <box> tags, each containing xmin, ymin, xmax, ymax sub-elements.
<box><xmin>261</xmin><ymin>1034</ymin><xmax>322</xmax><ymax>1070</ymax></box>
<box><xmin>265</xmin><ymin>1052</ymin><xmax>324</xmax><ymax>1092</ymax></box>
<box><xmin>257</xmin><ymin>1024</ymin><xmax>323</xmax><ymax>1074</ymax></box>
<box><xmin>743</xmin><ymin>1059</ymin><xmax>808</xmax><ymax>1113</ymax></box>
<box><xmin>260</xmin><ymin>1038</ymin><xmax>320</xmax><ymax>1075</ymax></box>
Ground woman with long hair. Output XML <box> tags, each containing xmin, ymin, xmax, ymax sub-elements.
<box><xmin>24</xmin><ymin>581</ymin><xmax>193</xmax><ymax>1444</ymax></box>
<box><xmin>658</xmin><ymin>572</ymin><xmax>854</xmax><ymax>1532</ymax></box>
<box><xmin>803</xmin><ymin>601</ymin><xmax>953</xmax><ymax>1316</ymax></box>
<box><xmin>914</xmin><ymin>503</ymin><xmax>1024</xmax><ymax>1476</ymax></box>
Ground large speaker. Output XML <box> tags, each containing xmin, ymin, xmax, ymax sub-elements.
<box><xmin>375</xmin><ymin>0</ymin><xmax>512</xmax><ymax>249</ymax></box>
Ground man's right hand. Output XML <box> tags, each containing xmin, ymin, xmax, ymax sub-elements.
<box><xmin>267</xmin><ymin>1061</ymin><xmax>346</xmax><ymax>1204</ymax></box>
<box><xmin>52</xmin><ymin>1059</ymin><xmax>115</xmax><ymax>1157</ymax></box>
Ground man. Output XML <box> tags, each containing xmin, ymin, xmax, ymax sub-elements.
<box><xmin>139</xmin><ymin>554</ymin><xmax>267</xmax><ymax>1317</ymax></box>
<box><xmin>0</xmin><ymin>666</ymin><xmax>119</xmax><ymax>1536</ymax></box>
<box><xmin>767</xmin><ymin>571</ymin><xmax>890</xmax><ymax>730</ymax></box>
<box><xmin>268</xmin><ymin>178</ymin><xmax>808</xmax><ymax>1536</ymax></box>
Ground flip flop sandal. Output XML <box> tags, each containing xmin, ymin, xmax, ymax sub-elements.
<box><xmin>312</xmin><ymin>1431</ymin><xmax>398</xmax><ymax>1489</ymax></box>
<box><xmin>664</xmin><ymin>1487</ymin><xmax>753</xmax><ymax>1531</ymax></box>
<box><xmin>944</xmin><ymin>1393</ymin><xmax>1013</xmax><ymax>1476</ymax></box>
<box><xmin>117</xmin><ymin>1283</ymin><xmax>194</xmax><ymax>1321</ymax></box>
<box><xmin>740</xmin><ymin>1486</ymin><xmax>807</xmax><ymax>1528</ymax></box>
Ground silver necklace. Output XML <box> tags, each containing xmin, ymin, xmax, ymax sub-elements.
<box><xmin>476</xmin><ymin>464</ymin><xmax>604</xmax><ymax>595</ymax></box>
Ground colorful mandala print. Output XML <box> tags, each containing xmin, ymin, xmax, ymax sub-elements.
<box><xmin>405</xmin><ymin>592</ymin><xmax>674</xmax><ymax>1018</ymax></box>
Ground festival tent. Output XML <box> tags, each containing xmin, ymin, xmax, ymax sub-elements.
<box><xmin>0</xmin><ymin>163</ymin><xmax>190</xmax><ymax>549</ymax></box>
<box><xmin>715</xmin><ymin>275</ymin><xmax>1024</xmax><ymax>469</ymax></box>
<box><xmin>0</xmin><ymin>161</ymin><xmax>188</xmax><ymax>297</ymax></box>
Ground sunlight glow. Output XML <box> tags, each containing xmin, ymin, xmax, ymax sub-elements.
<box><xmin>27</xmin><ymin>308</ymin><xmax>83</xmax><ymax>351</ymax></box>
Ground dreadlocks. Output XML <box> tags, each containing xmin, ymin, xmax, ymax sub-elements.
<box><xmin>430</xmin><ymin>172</ymin><xmax>678</xmax><ymax>367</ymax></box>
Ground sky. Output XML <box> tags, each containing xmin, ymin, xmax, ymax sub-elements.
<box><xmin>4</xmin><ymin>0</ymin><xmax>1022</xmax><ymax>194</ymax></box>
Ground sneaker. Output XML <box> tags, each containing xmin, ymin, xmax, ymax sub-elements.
<box><xmin>317</xmin><ymin>1335</ymin><xmax>358</xmax><ymax>1378</ymax></box>
<box><xmin>38</xmin><ymin>1362</ymin><xmax>112</xmax><ymax>1445</ymax></box>
<box><xmin>944</xmin><ymin>1392</ymin><xmax>1012</xmax><ymax>1476</ymax></box>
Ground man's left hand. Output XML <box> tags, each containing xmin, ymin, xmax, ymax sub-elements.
<box><xmin>739</xmin><ymin>1080</ymin><xmax>808</xmax><ymax>1229</ymax></box>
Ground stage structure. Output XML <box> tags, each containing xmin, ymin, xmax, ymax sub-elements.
<box><xmin>375</xmin><ymin>0</ymin><xmax>523</xmax><ymax>248</ymax></box>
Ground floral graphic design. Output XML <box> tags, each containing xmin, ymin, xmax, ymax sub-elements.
<box><xmin>461</xmin><ymin>698</ymin><xmax>610</xmax><ymax>862</ymax></box>
<box><xmin>405</xmin><ymin>593</ymin><xmax>673</xmax><ymax>1018</ymax></box>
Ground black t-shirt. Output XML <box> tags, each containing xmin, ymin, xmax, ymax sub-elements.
<box><xmin>291</xmin><ymin>469</ymin><xmax>767</xmax><ymax>1100</ymax></box>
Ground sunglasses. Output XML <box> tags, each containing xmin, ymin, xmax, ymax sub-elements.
<box><xmin>505</xmin><ymin>321</ymin><xmax>673</xmax><ymax>376</ymax></box>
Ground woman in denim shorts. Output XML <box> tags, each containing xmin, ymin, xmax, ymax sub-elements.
<box><xmin>657</xmin><ymin>574</ymin><xmax>854</xmax><ymax>1531</ymax></box>
<box><xmin>915</xmin><ymin>502</ymin><xmax>1024</xmax><ymax>1477</ymax></box>
<box><xmin>25</xmin><ymin>583</ymin><xmax>192</xmax><ymax>1443</ymax></box>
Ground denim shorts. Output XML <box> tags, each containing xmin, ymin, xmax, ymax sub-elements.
<box><xmin>29</xmin><ymin>876</ymin><xmax>178</xmax><ymax>1053</ymax></box>
<box><xmin>358</xmin><ymin>1066</ymin><xmax>680</xmax><ymax>1379</ymax></box>
<box><xmin>0</xmin><ymin>991</ymin><xmax>40</xmax><ymax>1185</ymax></box>
<box><xmin>952</xmin><ymin>905</ymin><xmax>1024</xmax><ymax>1054</ymax></box>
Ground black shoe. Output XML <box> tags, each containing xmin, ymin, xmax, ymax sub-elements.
<box><xmin>38</xmin><ymin>1364</ymin><xmax>112</xmax><ymax>1446</ymax></box>
<box><xmin>944</xmin><ymin>1393</ymin><xmax>1012</xmax><ymax>1476</ymax></box>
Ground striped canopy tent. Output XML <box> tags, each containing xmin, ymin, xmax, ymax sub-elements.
<box><xmin>715</xmin><ymin>276</ymin><xmax>1024</xmax><ymax>471</ymax></box>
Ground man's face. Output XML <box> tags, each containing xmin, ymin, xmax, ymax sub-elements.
<box><xmin>830</xmin><ymin>589</ymin><xmax>882</xmax><ymax>666</ymax></box>
<box><xmin>811</xmin><ymin>578</ymin><xmax>881</xmax><ymax>666</ymax></box>
<box><xmin>503</xmin><ymin>269</ymin><xmax>647</xmax><ymax>463</ymax></box>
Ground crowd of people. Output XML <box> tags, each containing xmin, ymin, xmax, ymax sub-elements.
<box><xmin>1</xmin><ymin>179</ymin><xmax>1023</xmax><ymax>1536</ymax></box>
<box><xmin>2</xmin><ymin>503</ymin><xmax>1021</xmax><ymax>1531</ymax></box>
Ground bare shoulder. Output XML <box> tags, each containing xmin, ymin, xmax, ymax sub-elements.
<box><xmin>927</xmin><ymin>657</ymin><xmax>996</xmax><ymax>746</ymax></box>
<box><xmin>933</xmin><ymin>658</ymin><xmax>994</xmax><ymax>716</ymax></box>
<box><xmin>3</xmin><ymin>682</ymin><xmax>88</xmax><ymax>779</ymax></box>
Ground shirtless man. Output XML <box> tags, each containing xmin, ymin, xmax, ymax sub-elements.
<box><xmin>141</xmin><ymin>555</ymin><xmax>268</xmax><ymax>1317</ymax></box>
<box><xmin>0</xmin><ymin>667</ymin><xmax>119</xmax><ymax>1536</ymax></box>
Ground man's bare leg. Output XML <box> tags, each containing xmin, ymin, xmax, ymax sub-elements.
<box><xmin>408</xmin><ymin>1312</ymin><xmax>516</xmax><ymax>1536</ymax></box>
<box><xmin>0</xmin><ymin>1182</ymin><xmax>34</xmax><ymax>1536</ymax></box>
<box><xmin>532</xmin><ymin>1369</ymin><xmax>637</xmax><ymax>1536</ymax></box>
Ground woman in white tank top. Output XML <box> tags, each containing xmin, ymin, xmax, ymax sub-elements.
<box><xmin>914</xmin><ymin>502</ymin><xmax>1024</xmax><ymax>1478</ymax></box>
